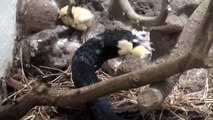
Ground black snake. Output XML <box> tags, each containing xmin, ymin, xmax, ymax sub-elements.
<box><xmin>71</xmin><ymin>29</ymin><xmax>150</xmax><ymax>120</ymax></box>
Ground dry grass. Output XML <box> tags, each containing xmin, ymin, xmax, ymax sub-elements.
<box><xmin>3</xmin><ymin>50</ymin><xmax>213</xmax><ymax>120</ymax></box>
<box><xmin>162</xmin><ymin>69</ymin><xmax>213</xmax><ymax>120</ymax></box>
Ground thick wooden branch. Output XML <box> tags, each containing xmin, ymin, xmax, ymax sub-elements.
<box><xmin>137</xmin><ymin>0</ymin><xmax>213</xmax><ymax>113</ymax></box>
<box><xmin>0</xmin><ymin>52</ymin><xmax>204</xmax><ymax>120</ymax></box>
<box><xmin>0</xmin><ymin>91</ymin><xmax>37</xmax><ymax>120</ymax></box>
<box><xmin>118</xmin><ymin>0</ymin><xmax>168</xmax><ymax>26</ymax></box>
<box><xmin>1</xmin><ymin>1</ymin><xmax>213</xmax><ymax>119</ymax></box>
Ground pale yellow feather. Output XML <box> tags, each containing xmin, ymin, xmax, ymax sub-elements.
<box><xmin>60</xmin><ymin>16</ymin><xmax>73</xmax><ymax>26</ymax></box>
<box><xmin>59</xmin><ymin>5</ymin><xmax>69</xmax><ymax>17</ymax></box>
<box><xmin>71</xmin><ymin>6</ymin><xmax>94</xmax><ymax>23</ymax></box>
<box><xmin>59</xmin><ymin>5</ymin><xmax>94</xmax><ymax>31</ymax></box>
<box><xmin>117</xmin><ymin>40</ymin><xmax>133</xmax><ymax>55</ymax></box>
<box><xmin>130</xmin><ymin>45</ymin><xmax>150</xmax><ymax>58</ymax></box>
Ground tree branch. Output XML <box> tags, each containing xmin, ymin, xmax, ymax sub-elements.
<box><xmin>1</xmin><ymin>0</ymin><xmax>213</xmax><ymax>119</ymax></box>
<box><xmin>118</xmin><ymin>0</ymin><xmax>168</xmax><ymax>26</ymax></box>
<box><xmin>0</xmin><ymin>52</ymin><xmax>204</xmax><ymax>120</ymax></box>
<box><xmin>137</xmin><ymin>0</ymin><xmax>213</xmax><ymax>113</ymax></box>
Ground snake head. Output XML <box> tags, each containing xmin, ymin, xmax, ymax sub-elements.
<box><xmin>117</xmin><ymin>29</ymin><xmax>153</xmax><ymax>58</ymax></box>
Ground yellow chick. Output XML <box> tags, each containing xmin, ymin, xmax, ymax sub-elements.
<box><xmin>117</xmin><ymin>40</ymin><xmax>133</xmax><ymax>55</ymax></box>
<box><xmin>130</xmin><ymin>45</ymin><xmax>150</xmax><ymax>58</ymax></box>
<box><xmin>59</xmin><ymin>5</ymin><xmax>94</xmax><ymax>31</ymax></box>
<box><xmin>117</xmin><ymin>39</ymin><xmax>151</xmax><ymax>58</ymax></box>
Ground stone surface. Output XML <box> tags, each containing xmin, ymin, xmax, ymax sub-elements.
<box><xmin>22</xmin><ymin>0</ymin><xmax>59</xmax><ymax>32</ymax></box>
<box><xmin>102</xmin><ymin>55</ymin><xmax>152</xmax><ymax>76</ymax></box>
<box><xmin>0</xmin><ymin>1</ymin><xmax>16</xmax><ymax>78</ymax></box>
<box><xmin>179</xmin><ymin>68</ymin><xmax>209</xmax><ymax>93</ymax></box>
<box><xmin>170</xmin><ymin>0</ymin><xmax>203</xmax><ymax>16</ymax></box>
<box><xmin>21</xmin><ymin>29</ymin><xmax>59</xmax><ymax>65</ymax></box>
<box><xmin>129</xmin><ymin>0</ymin><xmax>161</xmax><ymax>16</ymax></box>
<box><xmin>20</xmin><ymin>28</ymin><xmax>81</xmax><ymax>69</ymax></box>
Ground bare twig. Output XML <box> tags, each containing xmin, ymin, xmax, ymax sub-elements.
<box><xmin>137</xmin><ymin>0</ymin><xmax>212</xmax><ymax>114</ymax></box>
<box><xmin>118</xmin><ymin>0</ymin><xmax>168</xmax><ymax>26</ymax></box>
<box><xmin>0</xmin><ymin>1</ymin><xmax>213</xmax><ymax>119</ymax></box>
<box><xmin>0</xmin><ymin>52</ymin><xmax>204</xmax><ymax>120</ymax></box>
<box><xmin>5</xmin><ymin>78</ymin><xmax>24</xmax><ymax>90</ymax></box>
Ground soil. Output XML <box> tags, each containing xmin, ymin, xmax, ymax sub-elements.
<box><xmin>2</xmin><ymin>0</ymin><xmax>213</xmax><ymax>120</ymax></box>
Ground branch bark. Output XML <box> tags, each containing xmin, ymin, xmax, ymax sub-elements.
<box><xmin>118</xmin><ymin>0</ymin><xmax>168</xmax><ymax>26</ymax></box>
<box><xmin>0</xmin><ymin>52</ymin><xmax>204</xmax><ymax>120</ymax></box>
<box><xmin>1</xmin><ymin>0</ymin><xmax>213</xmax><ymax>119</ymax></box>
<box><xmin>137</xmin><ymin>0</ymin><xmax>213</xmax><ymax>113</ymax></box>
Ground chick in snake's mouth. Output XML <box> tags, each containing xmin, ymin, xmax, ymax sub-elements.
<box><xmin>71</xmin><ymin>29</ymin><xmax>152</xmax><ymax>120</ymax></box>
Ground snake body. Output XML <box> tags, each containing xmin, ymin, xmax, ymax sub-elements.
<box><xmin>71</xmin><ymin>30</ymin><xmax>144</xmax><ymax>120</ymax></box>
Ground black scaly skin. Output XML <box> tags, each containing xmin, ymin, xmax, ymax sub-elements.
<box><xmin>72</xmin><ymin>30</ymin><xmax>140</xmax><ymax>120</ymax></box>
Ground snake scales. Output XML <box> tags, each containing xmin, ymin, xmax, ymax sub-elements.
<box><xmin>71</xmin><ymin>29</ymin><xmax>150</xmax><ymax>120</ymax></box>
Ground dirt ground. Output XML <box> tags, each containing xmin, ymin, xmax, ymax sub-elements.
<box><xmin>2</xmin><ymin>0</ymin><xmax>213</xmax><ymax>120</ymax></box>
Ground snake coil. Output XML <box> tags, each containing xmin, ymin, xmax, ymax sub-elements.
<box><xmin>71</xmin><ymin>30</ymin><xmax>147</xmax><ymax>120</ymax></box>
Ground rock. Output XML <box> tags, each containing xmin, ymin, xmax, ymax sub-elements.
<box><xmin>102</xmin><ymin>55</ymin><xmax>151</xmax><ymax>76</ymax></box>
<box><xmin>170</xmin><ymin>0</ymin><xmax>202</xmax><ymax>16</ymax></box>
<box><xmin>92</xmin><ymin>0</ymin><xmax>104</xmax><ymax>11</ymax></box>
<box><xmin>22</xmin><ymin>0</ymin><xmax>59</xmax><ymax>32</ymax></box>
<box><xmin>129</xmin><ymin>0</ymin><xmax>162</xmax><ymax>16</ymax></box>
<box><xmin>54</xmin><ymin>0</ymin><xmax>70</xmax><ymax>8</ymax></box>
<box><xmin>101</xmin><ymin>58</ymin><xmax>123</xmax><ymax>76</ymax></box>
<box><xmin>21</xmin><ymin>29</ymin><xmax>59</xmax><ymax>65</ymax></box>
<box><xmin>105</xmin><ymin>20</ymin><xmax>132</xmax><ymax>31</ymax></box>
<box><xmin>52</xmin><ymin>38</ymin><xmax>81</xmax><ymax>68</ymax></box>
<box><xmin>116</xmin><ymin>56</ymin><xmax>151</xmax><ymax>75</ymax></box>
<box><xmin>179</xmin><ymin>68</ymin><xmax>208</xmax><ymax>93</ymax></box>
<box><xmin>86</xmin><ymin>21</ymin><xmax>105</xmax><ymax>39</ymax></box>
<box><xmin>208</xmin><ymin>44</ymin><xmax>213</xmax><ymax>64</ymax></box>
<box><xmin>21</xmin><ymin>28</ymin><xmax>82</xmax><ymax>69</ymax></box>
